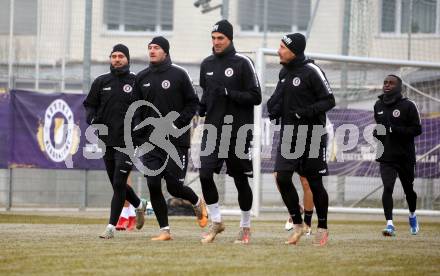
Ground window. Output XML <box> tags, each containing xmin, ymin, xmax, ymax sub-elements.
<box><xmin>0</xmin><ymin>0</ymin><xmax>38</xmax><ymax>35</ymax></box>
<box><xmin>238</xmin><ymin>0</ymin><xmax>311</xmax><ymax>33</ymax></box>
<box><xmin>104</xmin><ymin>0</ymin><xmax>173</xmax><ymax>33</ymax></box>
<box><xmin>381</xmin><ymin>0</ymin><xmax>439</xmax><ymax>34</ymax></box>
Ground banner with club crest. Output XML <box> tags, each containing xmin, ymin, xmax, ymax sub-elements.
<box><xmin>0</xmin><ymin>89</ymin><xmax>439</xmax><ymax>178</ymax></box>
<box><xmin>6</xmin><ymin>90</ymin><xmax>104</xmax><ymax>169</ymax></box>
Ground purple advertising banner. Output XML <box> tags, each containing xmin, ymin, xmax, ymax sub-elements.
<box><xmin>1</xmin><ymin>90</ymin><xmax>439</xmax><ymax>178</ymax></box>
<box><xmin>8</xmin><ymin>90</ymin><xmax>104</xmax><ymax>169</ymax></box>
<box><xmin>258</xmin><ymin>108</ymin><xmax>440</xmax><ymax>178</ymax></box>
<box><xmin>326</xmin><ymin>109</ymin><xmax>440</xmax><ymax>178</ymax></box>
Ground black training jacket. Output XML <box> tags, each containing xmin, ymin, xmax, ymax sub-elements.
<box><xmin>83</xmin><ymin>66</ymin><xmax>136</xmax><ymax>147</ymax></box>
<box><xmin>134</xmin><ymin>56</ymin><xmax>199</xmax><ymax>148</ymax></box>
<box><xmin>199</xmin><ymin>43</ymin><xmax>261</xmax><ymax>138</ymax></box>
<box><xmin>373</xmin><ymin>92</ymin><xmax>422</xmax><ymax>164</ymax></box>
<box><xmin>267</xmin><ymin>56</ymin><xmax>335</xmax><ymax>137</ymax></box>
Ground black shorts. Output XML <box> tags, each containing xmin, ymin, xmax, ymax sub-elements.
<box><xmin>202</xmin><ymin>154</ymin><xmax>253</xmax><ymax>177</ymax></box>
<box><xmin>104</xmin><ymin>147</ymin><xmax>133</xmax><ymax>173</ymax></box>
<box><xmin>141</xmin><ymin>147</ymin><xmax>188</xmax><ymax>180</ymax></box>
<box><xmin>200</xmin><ymin>136</ymin><xmax>253</xmax><ymax>177</ymax></box>
<box><xmin>274</xmin><ymin>142</ymin><xmax>328</xmax><ymax>177</ymax></box>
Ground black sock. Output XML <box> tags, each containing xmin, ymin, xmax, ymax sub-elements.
<box><xmin>304</xmin><ymin>210</ymin><xmax>313</xmax><ymax>227</ymax></box>
<box><xmin>317</xmin><ymin>218</ymin><xmax>327</xmax><ymax>229</ymax></box>
<box><xmin>306</xmin><ymin>175</ymin><xmax>328</xmax><ymax>229</ymax></box>
<box><xmin>276</xmin><ymin>171</ymin><xmax>302</xmax><ymax>225</ymax></box>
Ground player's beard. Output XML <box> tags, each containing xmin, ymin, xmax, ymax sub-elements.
<box><xmin>110</xmin><ymin>64</ymin><xmax>130</xmax><ymax>76</ymax></box>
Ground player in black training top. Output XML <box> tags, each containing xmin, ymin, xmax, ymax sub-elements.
<box><xmin>198</xmin><ymin>20</ymin><xmax>261</xmax><ymax>244</ymax></box>
<box><xmin>267</xmin><ymin>33</ymin><xmax>335</xmax><ymax>246</ymax></box>
<box><xmin>373</xmin><ymin>74</ymin><xmax>422</xmax><ymax>237</ymax></box>
<box><xmin>83</xmin><ymin>44</ymin><xmax>146</xmax><ymax>239</ymax></box>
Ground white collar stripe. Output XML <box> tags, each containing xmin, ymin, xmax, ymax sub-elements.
<box><xmin>172</xmin><ymin>63</ymin><xmax>193</xmax><ymax>82</ymax></box>
<box><xmin>306</xmin><ymin>63</ymin><xmax>333</xmax><ymax>94</ymax></box>
<box><xmin>235</xmin><ymin>53</ymin><xmax>260</xmax><ymax>88</ymax></box>
<box><xmin>172</xmin><ymin>63</ymin><xmax>196</xmax><ymax>94</ymax></box>
<box><xmin>408</xmin><ymin>99</ymin><xmax>422</xmax><ymax>124</ymax></box>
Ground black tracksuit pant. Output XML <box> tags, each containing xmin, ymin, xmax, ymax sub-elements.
<box><xmin>104</xmin><ymin>147</ymin><xmax>141</xmax><ymax>226</ymax></box>
<box><xmin>143</xmin><ymin>148</ymin><xmax>198</xmax><ymax>229</ymax></box>
<box><xmin>276</xmin><ymin>171</ymin><xmax>328</xmax><ymax>229</ymax></box>
<box><xmin>380</xmin><ymin>162</ymin><xmax>417</xmax><ymax>220</ymax></box>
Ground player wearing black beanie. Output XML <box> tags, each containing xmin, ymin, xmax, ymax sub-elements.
<box><xmin>111</xmin><ymin>43</ymin><xmax>130</xmax><ymax>63</ymax></box>
<box><xmin>211</xmin><ymin>19</ymin><xmax>233</xmax><ymax>41</ymax></box>
<box><xmin>84</xmin><ymin>43</ymin><xmax>146</xmax><ymax>239</ymax></box>
<box><xmin>267</xmin><ymin>33</ymin><xmax>335</xmax><ymax>246</ymax></box>
<box><xmin>134</xmin><ymin>36</ymin><xmax>208</xmax><ymax>241</ymax></box>
<box><xmin>149</xmin><ymin>36</ymin><xmax>170</xmax><ymax>55</ymax></box>
<box><xmin>199</xmin><ymin>20</ymin><xmax>262</xmax><ymax>244</ymax></box>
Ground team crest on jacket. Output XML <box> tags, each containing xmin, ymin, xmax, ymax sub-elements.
<box><xmin>225</xmin><ymin>68</ymin><xmax>234</xmax><ymax>77</ymax></box>
<box><xmin>123</xmin><ymin>84</ymin><xmax>132</xmax><ymax>93</ymax></box>
<box><xmin>392</xmin><ymin>109</ymin><xmax>400</xmax><ymax>117</ymax></box>
<box><xmin>292</xmin><ymin>77</ymin><xmax>301</xmax><ymax>86</ymax></box>
<box><xmin>162</xmin><ymin>80</ymin><xmax>171</xmax><ymax>89</ymax></box>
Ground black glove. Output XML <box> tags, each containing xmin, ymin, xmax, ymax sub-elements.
<box><xmin>268</xmin><ymin>113</ymin><xmax>278</xmax><ymax>121</ymax></box>
<box><xmin>388</xmin><ymin>124</ymin><xmax>396</xmax><ymax>134</ymax></box>
<box><xmin>173</xmin><ymin>117</ymin><xmax>185</xmax><ymax>129</ymax></box>
<box><xmin>290</xmin><ymin>108</ymin><xmax>309</xmax><ymax>120</ymax></box>
<box><xmin>267</xmin><ymin>92</ymin><xmax>283</xmax><ymax>117</ymax></box>
<box><xmin>268</xmin><ymin>114</ymin><xmax>280</xmax><ymax>125</ymax></box>
<box><xmin>216</xmin><ymin>86</ymin><xmax>228</xmax><ymax>96</ymax></box>
<box><xmin>379</xmin><ymin>122</ymin><xmax>392</xmax><ymax>134</ymax></box>
<box><xmin>207</xmin><ymin>78</ymin><xmax>227</xmax><ymax>97</ymax></box>
<box><xmin>85</xmin><ymin>107</ymin><xmax>97</xmax><ymax>125</ymax></box>
<box><xmin>86</xmin><ymin>115</ymin><xmax>95</xmax><ymax>125</ymax></box>
<box><xmin>198</xmin><ymin>109</ymin><xmax>206</xmax><ymax>117</ymax></box>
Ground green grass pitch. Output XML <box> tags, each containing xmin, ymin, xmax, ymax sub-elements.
<box><xmin>0</xmin><ymin>213</ymin><xmax>439</xmax><ymax>275</ymax></box>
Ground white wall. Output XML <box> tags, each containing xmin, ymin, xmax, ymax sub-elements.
<box><xmin>70</xmin><ymin>0</ymin><xmax>346</xmax><ymax>64</ymax></box>
<box><xmin>1</xmin><ymin>0</ymin><xmax>439</xmax><ymax>65</ymax></box>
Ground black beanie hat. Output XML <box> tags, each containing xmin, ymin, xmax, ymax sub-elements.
<box><xmin>281</xmin><ymin>33</ymin><xmax>306</xmax><ymax>55</ymax></box>
<box><xmin>212</xmin><ymin>19</ymin><xmax>233</xmax><ymax>41</ymax></box>
<box><xmin>149</xmin><ymin>36</ymin><xmax>170</xmax><ymax>55</ymax></box>
<box><xmin>111</xmin><ymin>44</ymin><xmax>130</xmax><ymax>62</ymax></box>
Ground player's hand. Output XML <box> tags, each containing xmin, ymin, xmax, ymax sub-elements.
<box><xmin>290</xmin><ymin>108</ymin><xmax>309</xmax><ymax>120</ymax></box>
<box><xmin>268</xmin><ymin>113</ymin><xmax>277</xmax><ymax>121</ymax></box>
<box><xmin>270</xmin><ymin>118</ymin><xmax>280</xmax><ymax>125</ymax></box>
<box><xmin>380</xmin><ymin>122</ymin><xmax>393</xmax><ymax>134</ymax></box>
<box><xmin>208</xmin><ymin>79</ymin><xmax>227</xmax><ymax>97</ymax></box>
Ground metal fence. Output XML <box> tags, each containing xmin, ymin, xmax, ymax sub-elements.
<box><xmin>1</xmin><ymin>0</ymin><xmax>440</xmax><ymax>216</ymax></box>
<box><xmin>250</xmin><ymin>48</ymin><xmax>440</xmax><ymax>216</ymax></box>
